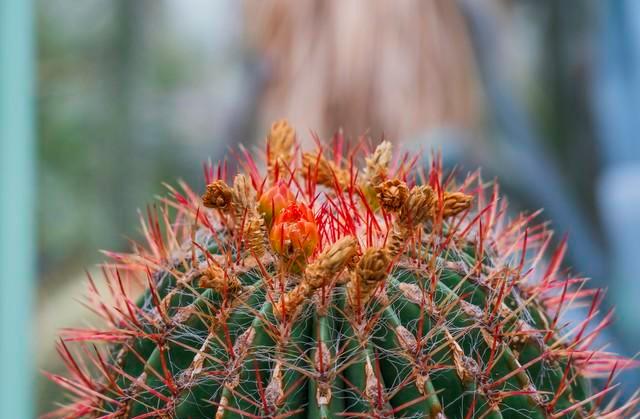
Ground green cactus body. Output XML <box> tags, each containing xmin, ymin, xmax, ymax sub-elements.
<box><xmin>46</xmin><ymin>121</ymin><xmax>637</xmax><ymax>418</ymax></box>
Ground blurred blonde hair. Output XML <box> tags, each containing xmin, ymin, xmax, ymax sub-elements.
<box><xmin>245</xmin><ymin>0</ymin><xmax>480</xmax><ymax>144</ymax></box>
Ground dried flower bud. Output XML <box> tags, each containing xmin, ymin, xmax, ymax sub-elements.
<box><xmin>270</xmin><ymin>202</ymin><xmax>319</xmax><ymax>270</ymax></box>
<box><xmin>258</xmin><ymin>182</ymin><xmax>296</xmax><ymax>228</ymax></box>
<box><xmin>347</xmin><ymin>247</ymin><xmax>391</xmax><ymax>307</ymax></box>
<box><xmin>198</xmin><ymin>265</ymin><xmax>242</xmax><ymax>294</ymax></box>
<box><xmin>364</xmin><ymin>141</ymin><xmax>392</xmax><ymax>187</ymax></box>
<box><xmin>304</xmin><ymin>236</ymin><xmax>358</xmax><ymax>289</ymax></box>
<box><xmin>232</xmin><ymin>174</ymin><xmax>257</xmax><ymax>218</ymax></box>
<box><xmin>202</xmin><ymin>180</ymin><xmax>233</xmax><ymax>210</ymax></box>
<box><xmin>384</xmin><ymin>185</ymin><xmax>437</xmax><ymax>259</ymax></box>
<box><xmin>227</xmin><ymin>174</ymin><xmax>267</xmax><ymax>256</ymax></box>
<box><xmin>244</xmin><ymin>215</ymin><xmax>266</xmax><ymax>257</ymax></box>
<box><xmin>301</xmin><ymin>152</ymin><xmax>349</xmax><ymax>189</ymax></box>
<box><xmin>274</xmin><ymin>236</ymin><xmax>357</xmax><ymax>319</ymax></box>
<box><xmin>385</xmin><ymin>223</ymin><xmax>409</xmax><ymax>259</ymax></box>
<box><xmin>273</xmin><ymin>281</ymin><xmax>311</xmax><ymax>319</ymax></box>
<box><xmin>355</xmin><ymin>247</ymin><xmax>390</xmax><ymax>285</ymax></box>
<box><xmin>400</xmin><ymin>185</ymin><xmax>436</xmax><ymax>226</ymax></box>
<box><xmin>267</xmin><ymin>119</ymin><xmax>295</xmax><ymax>180</ymax></box>
<box><xmin>442</xmin><ymin>191</ymin><xmax>473</xmax><ymax>218</ymax></box>
<box><xmin>375</xmin><ymin>179</ymin><xmax>409</xmax><ymax>212</ymax></box>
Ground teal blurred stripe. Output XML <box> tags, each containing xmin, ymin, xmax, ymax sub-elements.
<box><xmin>0</xmin><ymin>0</ymin><xmax>36</xmax><ymax>417</ymax></box>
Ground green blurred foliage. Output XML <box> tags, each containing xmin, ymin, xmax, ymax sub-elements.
<box><xmin>36</xmin><ymin>0</ymin><xmax>253</xmax><ymax>412</ymax></box>
<box><xmin>37</xmin><ymin>0</ymin><xmax>246</xmax><ymax>274</ymax></box>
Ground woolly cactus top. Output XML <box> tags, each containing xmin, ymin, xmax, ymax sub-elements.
<box><xmin>47</xmin><ymin>121</ymin><xmax>638</xmax><ymax>418</ymax></box>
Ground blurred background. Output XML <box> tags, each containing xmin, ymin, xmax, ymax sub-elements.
<box><xmin>1</xmin><ymin>0</ymin><xmax>639</xmax><ymax>416</ymax></box>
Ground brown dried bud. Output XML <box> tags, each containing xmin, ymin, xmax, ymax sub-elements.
<box><xmin>355</xmin><ymin>247</ymin><xmax>390</xmax><ymax>285</ymax></box>
<box><xmin>227</xmin><ymin>174</ymin><xmax>267</xmax><ymax>257</ymax></box>
<box><xmin>302</xmin><ymin>152</ymin><xmax>350</xmax><ymax>189</ymax></box>
<box><xmin>375</xmin><ymin>179</ymin><xmax>409</xmax><ymax>212</ymax></box>
<box><xmin>232</xmin><ymin>174</ymin><xmax>257</xmax><ymax>218</ymax></box>
<box><xmin>267</xmin><ymin>119</ymin><xmax>295</xmax><ymax>180</ymax></box>
<box><xmin>305</xmin><ymin>236</ymin><xmax>358</xmax><ymax>289</ymax></box>
<box><xmin>347</xmin><ymin>247</ymin><xmax>391</xmax><ymax>307</ymax></box>
<box><xmin>202</xmin><ymin>180</ymin><xmax>233</xmax><ymax>210</ymax></box>
<box><xmin>400</xmin><ymin>185</ymin><xmax>436</xmax><ymax>226</ymax></box>
<box><xmin>273</xmin><ymin>281</ymin><xmax>310</xmax><ymax>319</ymax></box>
<box><xmin>442</xmin><ymin>191</ymin><xmax>473</xmax><ymax>218</ymax></box>
<box><xmin>385</xmin><ymin>223</ymin><xmax>409</xmax><ymax>259</ymax></box>
<box><xmin>198</xmin><ymin>265</ymin><xmax>242</xmax><ymax>294</ymax></box>
<box><xmin>268</xmin><ymin>120</ymin><xmax>295</xmax><ymax>156</ymax></box>
<box><xmin>364</xmin><ymin>141</ymin><xmax>392</xmax><ymax>187</ymax></box>
<box><xmin>274</xmin><ymin>236</ymin><xmax>358</xmax><ymax>318</ymax></box>
<box><xmin>244</xmin><ymin>215</ymin><xmax>266</xmax><ymax>257</ymax></box>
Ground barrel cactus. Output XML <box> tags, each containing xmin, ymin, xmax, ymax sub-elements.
<box><xmin>47</xmin><ymin>121</ymin><xmax>638</xmax><ymax>418</ymax></box>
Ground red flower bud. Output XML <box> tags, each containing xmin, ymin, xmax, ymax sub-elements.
<box><xmin>258</xmin><ymin>182</ymin><xmax>296</xmax><ymax>228</ymax></box>
<box><xmin>270</xmin><ymin>202</ymin><xmax>319</xmax><ymax>270</ymax></box>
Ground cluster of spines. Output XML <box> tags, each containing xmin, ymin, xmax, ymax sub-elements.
<box><xmin>45</xmin><ymin>120</ymin><xmax>639</xmax><ymax>418</ymax></box>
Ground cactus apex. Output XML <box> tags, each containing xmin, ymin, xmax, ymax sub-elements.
<box><xmin>45</xmin><ymin>120</ymin><xmax>639</xmax><ymax>419</ymax></box>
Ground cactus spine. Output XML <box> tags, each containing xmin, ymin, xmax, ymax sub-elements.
<box><xmin>46</xmin><ymin>120</ymin><xmax>638</xmax><ymax>418</ymax></box>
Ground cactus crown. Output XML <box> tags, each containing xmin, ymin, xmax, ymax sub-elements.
<box><xmin>47</xmin><ymin>121</ymin><xmax>638</xmax><ymax>418</ymax></box>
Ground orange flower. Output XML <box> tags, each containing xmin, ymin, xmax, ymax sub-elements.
<box><xmin>258</xmin><ymin>182</ymin><xmax>296</xmax><ymax>228</ymax></box>
<box><xmin>270</xmin><ymin>202</ymin><xmax>319</xmax><ymax>269</ymax></box>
